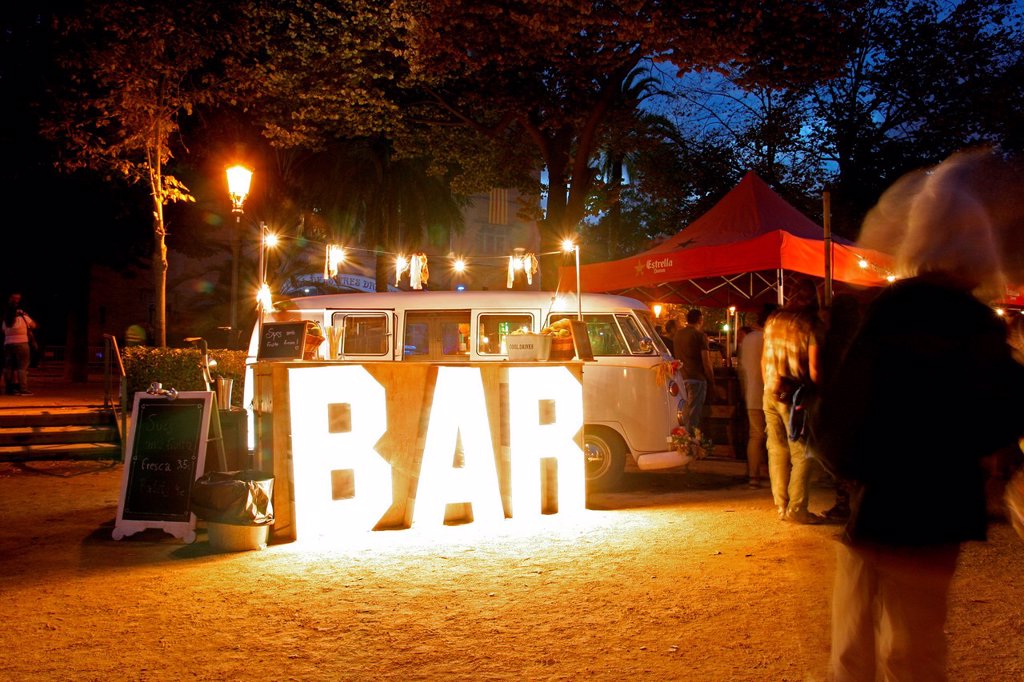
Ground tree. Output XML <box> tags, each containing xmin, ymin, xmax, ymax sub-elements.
<box><xmin>809</xmin><ymin>0</ymin><xmax>1024</xmax><ymax>236</ymax></box>
<box><xmin>1</xmin><ymin>4</ymin><xmax>153</xmax><ymax>380</ymax></box>
<box><xmin>45</xmin><ymin>0</ymin><xmax>238</xmax><ymax>346</ymax></box>
<box><xmin>234</xmin><ymin>0</ymin><xmax>855</xmax><ymax>287</ymax></box>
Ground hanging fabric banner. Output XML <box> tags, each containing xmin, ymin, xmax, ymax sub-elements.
<box><xmin>410</xmin><ymin>253</ymin><xmax>429</xmax><ymax>290</ymax></box>
<box><xmin>395</xmin><ymin>257</ymin><xmax>409</xmax><ymax>286</ymax></box>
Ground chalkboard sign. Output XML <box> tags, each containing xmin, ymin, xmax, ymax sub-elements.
<box><xmin>113</xmin><ymin>392</ymin><xmax>213</xmax><ymax>543</ymax></box>
<box><xmin>569</xmin><ymin>320</ymin><xmax>595</xmax><ymax>361</ymax></box>
<box><xmin>258</xmin><ymin>321</ymin><xmax>309</xmax><ymax>360</ymax></box>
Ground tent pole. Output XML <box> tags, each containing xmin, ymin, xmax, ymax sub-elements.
<box><xmin>777</xmin><ymin>269</ymin><xmax>785</xmax><ymax>305</ymax></box>
<box><xmin>823</xmin><ymin>188</ymin><xmax>833</xmax><ymax>308</ymax></box>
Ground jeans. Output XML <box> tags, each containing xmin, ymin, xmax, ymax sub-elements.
<box><xmin>763</xmin><ymin>392</ymin><xmax>812</xmax><ymax>515</ymax></box>
<box><xmin>680</xmin><ymin>379</ymin><xmax>707</xmax><ymax>432</ymax></box>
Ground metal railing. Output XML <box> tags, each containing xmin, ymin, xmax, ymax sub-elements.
<box><xmin>102</xmin><ymin>334</ymin><xmax>128</xmax><ymax>459</ymax></box>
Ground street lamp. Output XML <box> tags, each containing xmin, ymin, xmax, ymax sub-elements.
<box><xmin>562</xmin><ymin>238</ymin><xmax>582</xmax><ymax>321</ymax></box>
<box><xmin>226</xmin><ymin>165</ymin><xmax>253</xmax><ymax>341</ymax></box>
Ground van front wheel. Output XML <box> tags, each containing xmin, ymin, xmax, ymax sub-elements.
<box><xmin>584</xmin><ymin>427</ymin><xmax>626</xmax><ymax>492</ymax></box>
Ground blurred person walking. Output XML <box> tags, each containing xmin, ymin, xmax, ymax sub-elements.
<box><xmin>3</xmin><ymin>292</ymin><xmax>37</xmax><ymax>396</ymax></box>
<box><xmin>673</xmin><ymin>309</ymin><xmax>715</xmax><ymax>433</ymax></box>
<box><xmin>761</xmin><ymin>278</ymin><xmax>824</xmax><ymax>523</ymax></box>
<box><xmin>738</xmin><ymin>304</ymin><xmax>776</xmax><ymax>488</ymax></box>
<box><xmin>815</xmin><ymin>148</ymin><xmax>1024</xmax><ymax>682</ymax></box>
<box><xmin>816</xmin><ymin>294</ymin><xmax>863</xmax><ymax>521</ymax></box>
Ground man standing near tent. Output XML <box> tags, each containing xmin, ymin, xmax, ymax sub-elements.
<box><xmin>762</xmin><ymin>278</ymin><xmax>824</xmax><ymax>524</ymax></box>
<box><xmin>673</xmin><ymin>309</ymin><xmax>715</xmax><ymax>434</ymax></box>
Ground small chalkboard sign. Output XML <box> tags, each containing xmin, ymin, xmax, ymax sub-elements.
<box><xmin>258</xmin><ymin>321</ymin><xmax>308</xmax><ymax>360</ymax></box>
<box><xmin>113</xmin><ymin>391</ymin><xmax>213</xmax><ymax>543</ymax></box>
<box><xmin>569</xmin><ymin>320</ymin><xmax>595</xmax><ymax>361</ymax></box>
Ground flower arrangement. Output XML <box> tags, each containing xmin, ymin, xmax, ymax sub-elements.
<box><xmin>653</xmin><ymin>359</ymin><xmax>681</xmax><ymax>387</ymax></box>
<box><xmin>667</xmin><ymin>425</ymin><xmax>714</xmax><ymax>461</ymax></box>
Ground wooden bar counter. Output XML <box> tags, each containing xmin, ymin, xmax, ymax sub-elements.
<box><xmin>252</xmin><ymin>361</ymin><xmax>585</xmax><ymax>541</ymax></box>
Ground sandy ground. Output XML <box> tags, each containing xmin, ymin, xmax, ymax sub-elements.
<box><xmin>1</xmin><ymin>462</ymin><xmax>1022</xmax><ymax>681</ymax></box>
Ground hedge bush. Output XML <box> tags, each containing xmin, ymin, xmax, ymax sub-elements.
<box><xmin>121</xmin><ymin>347</ymin><xmax>247</xmax><ymax>409</ymax></box>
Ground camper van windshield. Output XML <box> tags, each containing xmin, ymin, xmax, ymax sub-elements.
<box><xmin>549</xmin><ymin>312</ymin><xmax>664</xmax><ymax>356</ymax></box>
<box><xmin>636</xmin><ymin>313</ymin><xmax>669</xmax><ymax>354</ymax></box>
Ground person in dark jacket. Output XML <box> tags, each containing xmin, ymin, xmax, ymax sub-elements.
<box><xmin>815</xmin><ymin>149</ymin><xmax>1024</xmax><ymax>681</ymax></box>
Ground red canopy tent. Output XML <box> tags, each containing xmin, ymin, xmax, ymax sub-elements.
<box><xmin>567</xmin><ymin>172</ymin><xmax>894</xmax><ymax>309</ymax></box>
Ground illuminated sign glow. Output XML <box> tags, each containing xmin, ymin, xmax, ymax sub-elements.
<box><xmin>416</xmin><ymin>367</ymin><xmax>504</xmax><ymax>527</ymax></box>
<box><xmin>287</xmin><ymin>365</ymin><xmax>584</xmax><ymax>539</ymax></box>
<box><xmin>508</xmin><ymin>367</ymin><xmax>585</xmax><ymax>517</ymax></box>
<box><xmin>289</xmin><ymin>366</ymin><xmax>393</xmax><ymax>541</ymax></box>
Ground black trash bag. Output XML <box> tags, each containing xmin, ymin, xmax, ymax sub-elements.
<box><xmin>191</xmin><ymin>470</ymin><xmax>274</xmax><ymax>526</ymax></box>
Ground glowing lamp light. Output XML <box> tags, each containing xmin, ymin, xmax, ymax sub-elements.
<box><xmin>652</xmin><ymin>304</ymin><xmax>663</xmax><ymax>318</ymax></box>
<box><xmin>886</xmin><ymin>274</ymin><xmax>897</xmax><ymax>283</ymax></box>
<box><xmin>256</xmin><ymin>283</ymin><xmax>273</xmax><ymax>310</ymax></box>
<box><xmin>396</xmin><ymin>255</ymin><xmax>409</xmax><ymax>271</ymax></box>
<box><xmin>722</xmin><ymin>324</ymin><xmax>731</xmax><ymax>332</ymax></box>
<box><xmin>996</xmin><ymin>307</ymin><xmax>1006</xmax><ymax>317</ymax></box>
<box><xmin>226</xmin><ymin>165</ymin><xmax>253</xmax><ymax>213</ymax></box>
<box><xmin>453</xmin><ymin>258</ymin><xmax>466</xmax><ymax>273</ymax></box>
<box><xmin>561</xmin><ymin>238</ymin><xmax>576</xmax><ymax>253</ymax></box>
<box><xmin>858</xmin><ymin>258</ymin><xmax>869</xmax><ymax>269</ymax></box>
<box><xmin>728</xmin><ymin>306</ymin><xmax>736</xmax><ymax>314</ymax></box>
<box><xmin>265</xmin><ymin>233</ymin><xmax>279</xmax><ymax>249</ymax></box>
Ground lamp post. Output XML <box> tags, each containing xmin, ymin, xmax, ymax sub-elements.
<box><xmin>562</xmin><ymin>238</ymin><xmax>582</xmax><ymax>321</ymax></box>
<box><xmin>226</xmin><ymin>165</ymin><xmax>253</xmax><ymax>342</ymax></box>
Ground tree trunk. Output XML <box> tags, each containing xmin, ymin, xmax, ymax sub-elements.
<box><xmin>375</xmin><ymin>251</ymin><xmax>389</xmax><ymax>294</ymax></box>
<box><xmin>153</xmin><ymin>200</ymin><xmax>168</xmax><ymax>348</ymax></box>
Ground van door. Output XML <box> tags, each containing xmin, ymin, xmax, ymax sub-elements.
<box><xmin>403</xmin><ymin>311</ymin><xmax>471</xmax><ymax>362</ymax></box>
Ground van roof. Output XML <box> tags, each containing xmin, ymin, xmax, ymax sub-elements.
<box><xmin>279</xmin><ymin>290</ymin><xmax>650</xmax><ymax>313</ymax></box>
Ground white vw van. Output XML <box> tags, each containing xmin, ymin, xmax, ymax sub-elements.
<box><xmin>246</xmin><ymin>290</ymin><xmax>687</xmax><ymax>489</ymax></box>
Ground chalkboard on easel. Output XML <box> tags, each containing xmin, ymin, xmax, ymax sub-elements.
<box><xmin>113</xmin><ymin>392</ymin><xmax>213</xmax><ymax>543</ymax></box>
<box><xmin>258</xmin><ymin>321</ymin><xmax>308</xmax><ymax>360</ymax></box>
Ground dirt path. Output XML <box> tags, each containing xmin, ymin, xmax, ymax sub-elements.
<box><xmin>1</xmin><ymin>462</ymin><xmax>1021</xmax><ymax>681</ymax></box>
